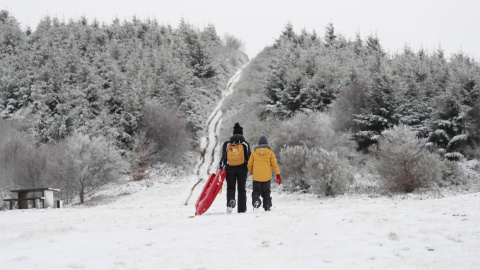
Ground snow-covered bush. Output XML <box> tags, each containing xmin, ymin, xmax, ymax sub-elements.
<box><xmin>279</xmin><ymin>145</ymin><xmax>311</xmax><ymax>192</ymax></box>
<box><xmin>272</xmin><ymin>112</ymin><xmax>355</xmax><ymax>159</ymax></box>
<box><xmin>47</xmin><ymin>132</ymin><xmax>127</xmax><ymax>204</ymax></box>
<box><xmin>441</xmin><ymin>160</ymin><xmax>466</xmax><ymax>186</ymax></box>
<box><xmin>273</xmin><ymin>112</ymin><xmax>332</xmax><ymax>149</ymax></box>
<box><xmin>375</xmin><ymin>124</ymin><xmax>442</xmax><ymax>193</ymax></box>
<box><xmin>280</xmin><ymin>145</ymin><xmax>352</xmax><ymax>196</ymax></box>
<box><xmin>304</xmin><ymin>147</ymin><xmax>352</xmax><ymax>196</ymax></box>
<box><xmin>410</xmin><ymin>151</ymin><xmax>443</xmax><ymax>188</ymax></box>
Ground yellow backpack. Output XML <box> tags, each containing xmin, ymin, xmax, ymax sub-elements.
<box><xmin>227</xmin><ymin>143</ymin><xmax>245</xmax><ymax>166</ymax></box>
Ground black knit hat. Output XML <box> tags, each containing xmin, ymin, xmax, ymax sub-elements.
<box><xmin>258</xmin><ymin>134</ymin><xmax>268</xmax><ymax>145</ymax></box>
<box><xmin>233</xmin><ymin>123</ymin><xmax>243</xmax><ymax>135</ymax></box>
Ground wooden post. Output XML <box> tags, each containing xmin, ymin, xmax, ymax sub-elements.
<box><xmin>34</xmin><ymin>198</ymin><xmax>41</xmax><ymax>209</ymax></box>
<box><xmin>18</xmin><ymin>192</ymin><xmax>28</xmax><ymax>209</ymax></box>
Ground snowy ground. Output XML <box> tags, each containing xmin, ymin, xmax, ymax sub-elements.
<box><xmin>1</xmin><ymin>173</ymin><xmax>479</xmax><ymax>270</ymax></box>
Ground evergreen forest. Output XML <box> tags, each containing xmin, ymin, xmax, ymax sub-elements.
<box><xmin>0</xmin><ymin>10</ymin><xmax>247</xmax><ymax>203</ymax></box>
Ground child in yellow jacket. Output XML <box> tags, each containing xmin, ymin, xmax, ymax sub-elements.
<box><xmin>247</xmin><ymin>135</ymin><xmax>281</xmax><ymax>211</ymax></box>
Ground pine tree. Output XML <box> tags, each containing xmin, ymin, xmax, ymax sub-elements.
<box><xmin>353</xmin><ymin>72</ymin><xmax>397</xmax><ymax>150</ymax></box>
<box><xmin>324</xmin><ymin>23</ymin><xmax>337</xmax><ymax>47</ymax></box>
<box><xmin>177</xmin><ymin>20</ymin><xmax>216</xmax><ymax>78</ymax></box>
<box><xmin>0</xmin><ymin>10</ymin><xmax>24</xmax><ymax>55</ymax></box>
<box><xmin>428</xmin><ymin>76</ymin><xmax>468</xmax><ymax>160</ymax></box>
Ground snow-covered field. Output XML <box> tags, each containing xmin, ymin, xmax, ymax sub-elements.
<box><xmin>1</xmin><ymin>173</ymin><xmax>479</xmax><ymax>270</ymax></box>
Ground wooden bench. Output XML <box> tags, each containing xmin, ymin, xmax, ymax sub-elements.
<box><xmin>3</xmin><ymin>197</ymin><xmax>45</xmax><ymax>210</ymax></box>
<box><xmin>3</xmin><ymin>188</ymin><xmax>60</xmax><ymax>210</ymax></box>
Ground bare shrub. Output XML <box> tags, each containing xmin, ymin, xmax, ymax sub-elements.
<box><xmin>330</xmin><ymin>82</ymin><xmax>367</xmax><ymax>132</ymax></box>
<box><xmin>47</xmin><ymin>132</ymin><xmax>127</xmax><ymax>203</ymax></box>
<box><xmin>375</xmin><ymin>124</ymin><xmax>442</xmax><ymax>193</ymax></box>
<box><xmin>0</xmin><ymin>120</ymin><xmax>20</xmax><ymax>206</ymax></box>
<box><xmin>0</xmin><ymin>137</ymin><xmax>26</xmax><ymax>186</ymax></box>
<box><xmin>13</xmin><ymin>144</ymin><xmax>48</xmax><ymax>188</ymax></box>
<box><xmin>0</xmin><ymin>136</ymin><xmax>48</xmax><ymax>189</ymax></box>
<box><xmin>0</xmin><ymin>118</ymin><xmax>14</xmax><ymax>146</ymax></box>
<box><xmin>137</xmin><ymin>103</ymin><xmax>191</xmax><ymax>166</ymax></box>
<box><xmin>130</xmin><ymin>132</ymin><xmax>156</xmax><ymax>181</ymax></box>
<box><xmin>223</xmin><ymin>33</ymin><xmax>245</xmax><ymax>52</ymax></box>
<box><xmin>280</xmin><ymin>145</ymin><xmax>352</xmax><ymax>195</ymax></box>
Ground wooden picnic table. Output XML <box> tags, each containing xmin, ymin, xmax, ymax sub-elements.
<box><xmin>3</xmin><ymin>188</ymin><xmax>60</xmax><ymax>210</ymax></box>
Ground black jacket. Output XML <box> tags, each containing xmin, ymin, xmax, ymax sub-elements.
<box><xmin>219</xmin><ymin>134</ymin><xmax>251</xmax><ymax>168</ymax></box>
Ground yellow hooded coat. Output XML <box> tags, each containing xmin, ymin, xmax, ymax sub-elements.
<box><xmin>248</xmin><ymin>145</ymin><xmax>280</xmax><ymax>182</ymax></box>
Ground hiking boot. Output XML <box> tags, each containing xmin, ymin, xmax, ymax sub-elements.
<box><xmin>253</xmin><ymin>201</ymin><xmax>261</xmax><ymax>212</ymax></box>
<box><xmin>265</xmin><ymin>206</ymin><xmax>271</xmax><ymax>211</ymax></box>
<box><xmin>227</xmin><ymin>200</ymin><xmax>235</xmax><ymax>214</ymax></box>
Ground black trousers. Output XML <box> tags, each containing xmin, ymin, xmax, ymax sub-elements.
<box><xmin>225</xmin><ymin>164</ymin><xmax>247</xmax><ymax>213</ymax></box>
<box><xmin>252</xmin><ymin>180</ymin><xmax>272</xmax><ymax>210</ymax></box>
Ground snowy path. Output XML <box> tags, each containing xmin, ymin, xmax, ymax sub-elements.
<box><xmin>184</xmin><ymin>64</ymin><xmax>247</xmax><ymax>205</ymax></box>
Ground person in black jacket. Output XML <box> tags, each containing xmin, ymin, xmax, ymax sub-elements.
<box><xmin>219</xmin><ymin>123</ymin><xmax>251</xmax><ymax>213</ymax></box>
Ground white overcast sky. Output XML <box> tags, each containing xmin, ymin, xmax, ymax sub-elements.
<box><xmin>1</xmin><ymin>0</ymin><xmax>479</xmax><ymax>60</ymax></box>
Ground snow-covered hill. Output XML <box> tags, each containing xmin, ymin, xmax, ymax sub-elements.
<box><xmin>1</xmin><ymin>171</ymin><xmax>479</xmax><ymax>270</ymax></box>
<box><xmin>2</xmin><ymin>62</ymin><xmax>479</xmax><ymax>270</ymax></box>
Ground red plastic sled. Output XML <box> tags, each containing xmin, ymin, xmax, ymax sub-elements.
<box><xmin>195</xmin><ymin>169</ymin><xmax>226</xmax><ymax>216</ymax></box>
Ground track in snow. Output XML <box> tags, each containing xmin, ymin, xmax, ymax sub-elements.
<box><xmin>184</xmin><ymin>64</ymin><xmax>248</xmax><ymax>205</ymax></box>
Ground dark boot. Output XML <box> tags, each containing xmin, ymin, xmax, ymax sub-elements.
<box><xmin>252</xmin><ymin>180</ymin><xmax>262</xmax><ymax>209</ymax></box>
<box><xmin>227</xmin><ymin>199</ymin><xmax>236</xmax><ymax>214</ymax></box>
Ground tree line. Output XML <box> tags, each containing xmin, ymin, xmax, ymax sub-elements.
<box><xmin>262</xmin><ymin>23</ymin><xmax>480</xmax><ymax>160</ymax></box>
<box><xmin>220</xmin><ymin>23</ymin><xmax>480</xmax><ymax>196</ymax></box>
